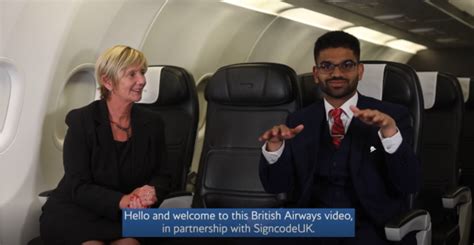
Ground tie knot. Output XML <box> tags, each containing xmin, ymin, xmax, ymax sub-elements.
<box><xmin>330</xmin><ymin>108</ymin><xmax>343</xmax><ymax>119</ymax></box>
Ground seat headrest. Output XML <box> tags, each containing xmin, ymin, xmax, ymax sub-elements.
<box><xmin>417</xmin><ymin>72</ymin><xmax>438</xmax><ymax>109</ymax></box>
<box><xmin>357</xmin><ymin>64</ymin><xmax>386</xmax><ymax>100</ymax></box>
<box><xmin>418</xmin><ymin>72</ymin><xmax>458</xmax><ymax>109</ymax></box>
<box><xmin>154</xmin><ymin>66</ymin><xmax>190</xmax><ymax>105</ymax></box>
<box><xmin>140</xmin><ymin>66</ymin><xmax>161</xmax><ymax>104</ymax></box>
<box><xmin>458</xmin><ymin>77</ymin><xmax>471</xmax><ymax>103</ymax></box>
<box><xmin>205</xmin><ymin>63</ymin><xmax>297</xmax><ymax>106</ymax></box>
<box><xmin>465</xmin><ymin>78</ymin><xmax>474</xmax><ymax>109</ymax></box>
<box><xmin>298</xmin><ymin>73</ymin><xmax>323</xmax><ymax>106</ymax></box>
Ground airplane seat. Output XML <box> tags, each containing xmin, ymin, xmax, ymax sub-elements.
<box><xmin>362</xmin><ymin>61</ymin><xmax>431</xmax><ymax>245</ymax></box>
<box><xmin>417</xmin><ymin>72</ymin><xmax>472</xmax><ymax>245</ymax></box>
<box><xmin>357</xmin><ymin>61</ymin><xmax>429</xmax><ymax>245</ymax></box>
<box><xmin>137</xmin><ymin>65</ymin><xmax>199</xmax><ymax>192</ymax></box>
<box><xmin>192</xmin><ymin>62</ymin><xmax>301</xmax><ymax>208</ymax></box>
<box><xmin>362</xmin><ymin>61</ymin><xmax>424</xmax><ymax>154</ymax></box>
<box><xmin>459</xmin><ymin>77</ymin><xmax>474</xmax><ymax>243</ymax></box>
<box><xmin>298</xmin><ymin>61</ymin><xmax>430</xmax><ymax>245</ymax></box>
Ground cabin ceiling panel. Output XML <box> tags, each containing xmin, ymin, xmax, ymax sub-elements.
<box><xmin>142</xmin><ymin>0</ymin><xmax>275</xmax><ymax>79</ymax></box>
<box><xmin>98</xmin><ymin>0</ymin><xmax>167</xmax><ymax>51</ymax></box>
<box><xmin>287</xmin><ymin>0</ymin><xmax>474</xmax><ymax>49</ymax></box>
<box><xmin>360</xmin><ymin>41</ymin><xmax>413</xmax><ymax>63</ymax></box>
<box><xmin>247</xmin><ymin>17</ymin><xmax>327</xmax><ymax>74</ymax></box>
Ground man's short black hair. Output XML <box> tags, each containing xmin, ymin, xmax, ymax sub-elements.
<box><xmin>313</xmin><ymin>31</ymin><xmax>360</xmax><ymax>62</ymax></box>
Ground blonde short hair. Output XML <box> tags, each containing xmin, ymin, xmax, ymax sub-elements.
<box><xmin>95</xmin><ymin>45</ymin><xmax>148</xmax><ymax>100</ymax></box>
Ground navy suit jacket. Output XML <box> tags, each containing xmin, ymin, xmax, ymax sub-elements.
<box><xmin>259</xmin><ymin>94</ymin><xmax>421</xmax><ymax>226</ymax></box>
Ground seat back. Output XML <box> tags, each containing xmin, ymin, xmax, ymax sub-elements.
<box><xmin>194</xmin><ymin>63</ymin><xmax>300</xmax><ymax>208</ymax></box>
<box><xmin>459</xmin><ymin>77</ymin><xmax>474</xmax><ymax>245</ymax></box>
<box><xmin>138</xmin><ymin>65</ymin><xmax>198</xmax><ymax>192</ymax></box>
<box><xmin>417</xmin><ymin>72</ymin><xmax>463</xmax><ymax>194</ymax></box>
<box><xmin>417</xmin><ymin>71</ymin><xmax>466</xmax><ymax>245</ymax></box>
<box><xmin>298</xmin><ymin>61</ymin><xmax>424</xmax><ymax>155</ymax></box>
<box><xmin>459</xmin><ymin>77</ymin><xmax>474</xmax><ymax>190</ymax></box>
<box><xmin>363</xmin><ymin>61</ymin><xmax>424</xmax><ymax>155</ymax></box>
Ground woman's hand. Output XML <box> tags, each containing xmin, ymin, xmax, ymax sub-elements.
<box><xmin>128</xmin><ymin>194</ymin><xmax>146</xmax><ymax>209</ymax></box>
<box><xmin>131</xmin><ymin>185</ymin><xmax>157</xmax><ymax>207</ymax></box>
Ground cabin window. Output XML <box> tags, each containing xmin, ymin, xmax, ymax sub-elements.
<box><xmin>0</xmin><ymin>68</ymin><xmax>11</xmax><ymax>133</ymax></box>
<box><xmin>0</xmin><ymin>59</ymin><xmax>22</xmax><ymax>153</ymax></box>
<box><xmin>54</xmin><ymin>65</ymin><xmax>96</xmax><ymax>150</ymax></box>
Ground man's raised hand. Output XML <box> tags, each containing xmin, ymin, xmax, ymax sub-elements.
<box><xmin>259</xmin><ymin>124</ymin><xmax>304</xmax><ymax>151</ymax></box>
<box><xmin>350</xmin><ymin>105</ymin><xmax>397</xmax><ymax>138</ymax></box>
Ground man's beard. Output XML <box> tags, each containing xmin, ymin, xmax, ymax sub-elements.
<box><xmin>319</xmin><ymin>75</ymin><xmax>359</xmax><ymax>99</ymax></box>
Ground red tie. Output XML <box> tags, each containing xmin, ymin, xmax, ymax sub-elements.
<box><xmin>330</xmin><ymin>108</ymin><xmax>344</xmax><ymax>149</ymax></box>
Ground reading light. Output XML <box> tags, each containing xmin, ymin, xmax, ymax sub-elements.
<box><xmin>280</xmin><ymin>8</ymin><xmax>353</xmax><ymax>30</ymax></box>
<box><xmin>221</xmin><ymin>0</ymin><xmax>294</xmax><ymax>15</ymax></box>
<box><xmin>386</xmin><ymin>39</ymin><xmax>427</xmax><ymax>54</ymax></box>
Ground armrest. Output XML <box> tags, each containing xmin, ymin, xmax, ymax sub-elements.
<box><xmin>159</xmin><ymin>192</ymin><xmax>193</xmax><ymax>208</ymax></box>
<box><xmin>164</xmin><ymin>191</ymin><xmax>192</xmax><ymax>199</ymax></box>
<box><xmin>442</xmin><ymin>186</ymin><xmax>472</xmax><ymax>245</ymax></box>
<box><xmin>276</xmin><ymin>192</ymin><xmax>287</xmax><ymax>203</ymax></box>
<box><xmin>385</xmin><ymin>209</ymin><xmax>431</xmax><ymax>242</ymax></box>
<box><xmin>38</xmin><ymin>189</ymin><xmax>55</xmax><ymax>206</ymax></box>
<box><xmin>39</xmin><ymin>189</ymin><xmax>54</xmax><ymax>197</ymax></box>
<box><xmin>442</xmin><ymin>186</ymin><xmax>471</xmax><ymax>209</ymax></box>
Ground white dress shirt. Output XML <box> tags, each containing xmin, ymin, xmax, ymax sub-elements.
<box><xmin>262</xmin><ymin>93</ymin><xmax>402</xmax><ymax>164</ymax></box>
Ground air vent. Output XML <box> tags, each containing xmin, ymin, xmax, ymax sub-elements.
<box><xmin>410</xmin><ymin>27</ymin><xmax>436</xmax><ymax>33</ymax></box>
<box><xmin>436</xmin><ymin>37</ymin><xmax>459</xmax><ymax>43</ymax></box>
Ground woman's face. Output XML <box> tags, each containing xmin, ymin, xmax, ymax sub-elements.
<box><xmin>109</xmin><ymin>64</ymin><xmax>147</xmax><ymax>103</ymax></box>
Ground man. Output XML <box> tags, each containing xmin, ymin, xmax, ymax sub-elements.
<box><xmin>259</xmin><ymin>31</ymin><xmax>421</xmax><ymax>244</ymax></box>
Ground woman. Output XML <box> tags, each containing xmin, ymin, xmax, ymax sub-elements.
<box><xmin>40</xmin><ymin>45</ymin><xmax>171</xmax><ymax>245</ymax></box>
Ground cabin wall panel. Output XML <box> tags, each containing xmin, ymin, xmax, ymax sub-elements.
<box><xmin>0</xmin><ymin>0</ymin><xmax>166</xmax><ymax>244</ymax></box>
<box><xmin>0</xmin><ymin>2</ymin><xmax>80</xmax><ymax>244</ymax></box>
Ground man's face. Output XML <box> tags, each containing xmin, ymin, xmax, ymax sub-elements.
<box><xmin>313</xmin><ymin>47</ymin><xmax>364</xmax><ymax>100</ymax></box>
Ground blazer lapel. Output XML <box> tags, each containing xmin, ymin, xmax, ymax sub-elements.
<box><xmin>131</xmin><ymin>106</ymin><xmax>152</xmax><ymax>169</ymax></box>
<box><xmin>349</xmin><ymin>94</ymin><xmax>372</xmax><ymax>176</ymax></box>
<box><xmin>95</xmin><ymin>100</ymin><xmax>120</xmax><ymax>186</ymax></box>
<box><xmin>307</xmin><ymin>101</ymin><xmax>325</xmax><ymax>176</ymax></box>
<box><xmin>299</xmin><ymin>101</ymin><xmax>325</xmax><ymax>201</ymax></box>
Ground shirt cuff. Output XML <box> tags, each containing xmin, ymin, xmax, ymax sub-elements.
<box><xmin>261</xmin><ymin>141</ymin><xmax>285</xmax><ymax>164</ymax></box>
<box><xmin>378</xmin><ymin>128</ymin><xmax>403</xmax><ymax>154</ymax></box>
